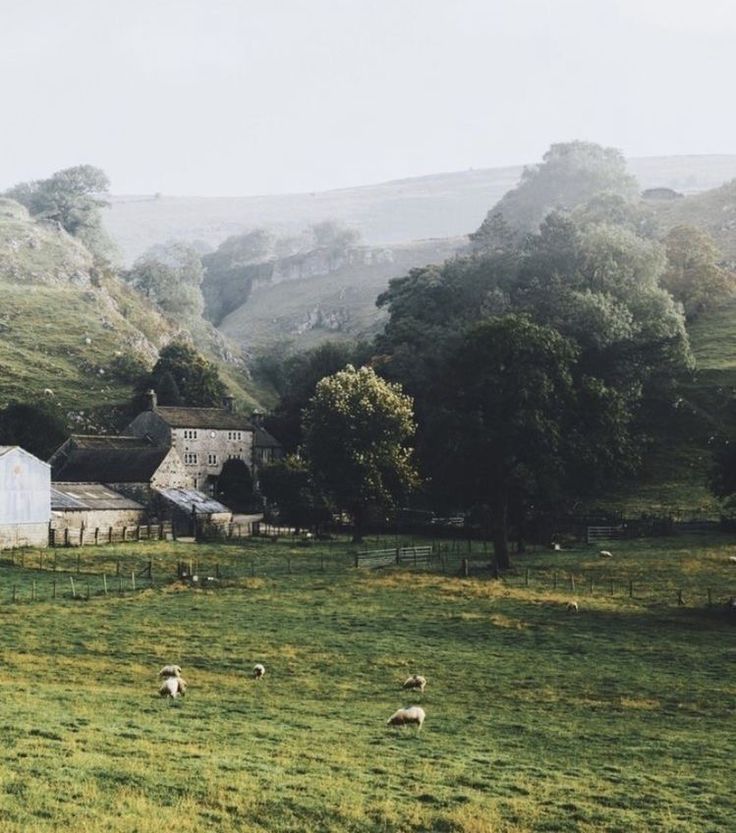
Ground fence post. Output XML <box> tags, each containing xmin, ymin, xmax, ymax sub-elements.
<box><xmin>118</xmin><ymin>576</ymin><xmax>123</xmax><ymax>595</ymax></box>
<box><xmin>32</xmin><ymin>581</ymin><xmax>36</xmax><ymax>602</ymax></box>
<box><xmin>525</xmin><ymin>568</ymin><xmax>529</xmax><ymax>587</ymax></box>
<box><xmin>69</xmin><ymin>576</ymin><xmax>76</xmax><ymax>599</ymax></box>
<box><xmin>589</xmin><ymin>576</ymin><xmax>594</xmax><ymax>594</ymax></box>
<box><xmin>116</xmin><ymin>560</ymin><xmax>120</xmax><ymax>577</ymax></box>
<box><xmin>12</xmin><ymin>585</ymin><xmax>17</xmax><ymax>603</ymax></box>
<box><xmin>569</xmin><ymin>575</ymin><xmax>575</xmax><ymax>592</ymax></box>
<box><xmin>86</xmin><ymin>581</ymin><xmax>90</xmax><ymax>600</ymax></box>
<box><xmin>354</xmin><ymin>552</ymin><xmax>359</xmax><ymax>568</ymax></box>
<box><xmin>64</xmin><ymin>528</ymin><xmax>69</xmax><ymax>547</ymax></box>
<box><xmin>103</xmin><ymin>573</ymin><xmax>108</xmax><ymax>595</ymax></box>
<box><xmin>39</xmin><ymin>551</ymin><xmax>43</xmax><ymax>570</ymax></box>
<box><xmin>629</xmin><ymin>579</ymin><xmax>634</xmax><ymax>598</ymax></box>
<box><xmin>94</xmin><ymin>528</ymin><xmax>99</xmax><ymax>545</ymax></box>
<box><xmin>52</xmin><ymin>580</ymin><xmax>56</xmax><ymax>600</ymax></box>
<box><xmin>320</xmin><ymin>556</ymin><xmax>325</xmax><ymax>572</ymax></box>
<box><xmin>122</xmin><ymin>527</ymin><xmax>127</xmax><ymax>542</ymax></box>
<box><xmin>131</xmin><ymin>571</ymin><xmax>136</xmax><ymax>591</ymax></box>
<box><xmin>109</xmin><ymin>527</ymin><xmax>113</xmax><ymax>544</ymax></box>
<box><xmin>80</xmin><ymin>525</ymin><xmax>84</xmax><ymax>547</ymax></box>
<box><xmin>677</xmin><ymin>589</ymin><xmax>684</xmax><ymax>606</ymax></box>
<box><xmin>461</xmin><ymin>558</ymin><xmax>469</xmax><ymax>578</ymax></box>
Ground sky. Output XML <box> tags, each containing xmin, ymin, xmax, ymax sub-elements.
<box><xmin>1</xmin><ymin>0</ymin><xmax>734</xmax><ymax>196</ymax></box>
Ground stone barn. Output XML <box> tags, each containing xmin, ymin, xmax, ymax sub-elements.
<box><xmin>51</xmin><ymin>483</ymin><xmax>147</xmax><ymax>536</ymax></box>
<box><xmin>0</xmin><ymin>446</ymin><xmax>51</xmax><ymax>549</ymax></box>
<box><xmin>155</xmin><ymin>487</ymin><xmax>232</xmax><ymax>537</ymax></box>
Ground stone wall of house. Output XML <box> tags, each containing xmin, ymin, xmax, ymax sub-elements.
<box><xmin>50</xmin><ymin>508</ymin><xmax>147</xmax><ymax>531</ymax></box>
<box><xmin>150</xmin><ymin>447</ymin><xmax>195</xmax><ymax>491</ymax></box>
<box><xmin>170</xmin><ymin>428</ymin><xmax>254</xmax><ymax>492</ymax></box>
<box><xmin>126</xmin><ymin>412</ymin><xmax>172</xmax><ymax>446</ymax></box>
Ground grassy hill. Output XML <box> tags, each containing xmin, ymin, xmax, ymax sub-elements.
<box><xmin>0</xmin><ymin>534</ymin><xmax>733</xmax><ymax>832</ymax></box>
<box><xmin>219</xmin><ymin>237</ymin><xmax>465</xmax><ymax>354</ymax></box>
<box><xmin>104</xmin><ymin>155</ymin><xmax>736</xmax><ymax>263</ymax></box>
<box><xmin>0</xmin><ymin>200</ymin><xmax>260</xmax><ymax>424</ymax></box>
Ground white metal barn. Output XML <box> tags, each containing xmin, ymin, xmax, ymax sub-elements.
<box><xmin>0</xmin><ymin>446</ymin><xmax>51</xmax><ymax>549</ymax></box>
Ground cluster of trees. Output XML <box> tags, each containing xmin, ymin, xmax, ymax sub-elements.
<box><xmin>134</xmin><ymin>342</ymin><xmax>227</xmax><ymax>408</ymax></box>
<box><xmin>258</xmin><ymin>141</ymin><xmax>736</xmax><ymax>564</ymax></box>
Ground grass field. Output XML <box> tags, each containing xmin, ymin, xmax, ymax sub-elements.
<box><xmin>0</xmin><ymin>535</ymin><xmax>733</xmax><ymax>832</ymax></box>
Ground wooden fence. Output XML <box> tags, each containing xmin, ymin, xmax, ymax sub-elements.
<box><xmin>355</xmin><ymin>545</ymin><xmax>432</xmax><ymax>569</ymax></box>
<box><xmin>586</xmin><ymin>525</ymin><xmax>626</xmax><ymax>544</ymax></box>
<box><xmin>48</xmin><ymin>523</ymin><xmax>172</xmax><ymax>547</ymax></box>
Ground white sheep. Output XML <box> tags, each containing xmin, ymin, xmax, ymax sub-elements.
<box><xmin>253</xmin><ymin>663</ymin><xmax>266</xmax><ymax>680</ymax></box>
<box><xmin>566</xmin><ymin>601</ymin><xmax>579</xmax><ymax>613</ymax></box>
<box><xmin>402</xmin><ymin>674</ymin><xmax>427</xmax><ymax>692</ymax></box>
<box><xmin>599</xmin><ymin>550</ymin><xmax>613</xmax><ymax>559</ymax></box>
<box><xmin>43</xmin><ymin>388</ymin><xmax>54</xmax><ymax>397</ymax></box>
<box><xmin>387</xmin><ymin>706</ymin><xmax>425</xmax><ymax>731</ymax></box>
<box><xmin>728</xmin><ymin>556</ymin><xmax>736</xmax><ymax>564</ymax></box>
<box><xmin>159</xmin><ymin>664</ymin><xmax>182</xmax><ymax>679</ymax></box>
<box><xmin>159</xmin><ymin>675</ymin><xmax>187</xmax><ymax>698</ymax></box>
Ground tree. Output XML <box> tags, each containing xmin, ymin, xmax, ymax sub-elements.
<box><xmin>4</xmin><ymin>165</ymin><xmax>116</xmax><ymax>260</ymax></box>
<box><xmin>146</xmin><ymin>342</ymin><xmax>227</xmax><ymax>407</ymax></box>
<box><xmin>0</xmin><ymin>401</ymin><xmax>67</xmax><ymax>460</ymax></box>
<box><xmin>471</xmin><ymin>141</ymin><xmax>638</xmax><ymax>249</ymax></box>
<box><xmin>216</xmin><ymin>458</ymin><xmax>255</xmax><ymax>512</ymax></box>
<box><xmin>303</xmin><ymin>365</ymin><xmax>418</xmax><ymax>542</ymax></box>
<box><xmin>125</xmin><ymin>242</ymin><xmax>204</xmax><ymax>320</ymax></box>
<box><xmin>660</xmin><ymin>225</ymin><xmax>735</xmax><ymax>319</ymax></box>
<box><xmin>155</xmin><ymin>371</ymin><xmax>183</xmax><ymax>406</ymax></box>
<box><xmin>258</xmin><ymin>455</ymin><xmax>330</xmax><ymax>532</ymax></box>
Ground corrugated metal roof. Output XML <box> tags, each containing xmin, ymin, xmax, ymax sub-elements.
<box><xmin>154</xmin><ymin>407</ymin><xmax>254</xmax><ymax>430</ymax></box>
<box><xmin>51</xmin><ymin>483</ymin><xmax>144</xmax><ymax>511</ymax></box>
<box><xmin>157</xmin><ymin>487</ymin><xmax>230</xmax><ymax>515</ymax></box>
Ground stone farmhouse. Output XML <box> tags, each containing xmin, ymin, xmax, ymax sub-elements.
<box><xmin>48</xmin><ymin>434</ymin><xmax>192</xmax><ymax>506</ymax></box>
<box><xmin>0</xmin><ymin>446</ymin><xmax>51</xmax><ymax>549</ymax></box>
<box><xmin>125</xmin><ymin>391</ymin><xmax>282</xmax><ymax>495</ymax></box>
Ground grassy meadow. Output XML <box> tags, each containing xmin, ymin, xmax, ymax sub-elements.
<box><xmin>0</xmin><ymin>535</ymin><xmax>733</xmax><ymax>832</ymax></box>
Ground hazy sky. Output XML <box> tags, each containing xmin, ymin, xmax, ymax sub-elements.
<box><xmin>1</xmin><ymin>0</ymin><xmax>734</xmax><ymax>196</ymax></box>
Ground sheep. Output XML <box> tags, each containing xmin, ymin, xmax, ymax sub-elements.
<box><xmin>599</xmin><ymin>550</ymin><xmax>613</xmax><ymax>559</ymax></box>
<box><xmin>159</xmin><ymin>675</ymin><xmax>187</xmax><ymax>698</ymax></box>
<box><xmin>253</xmin><ymin>663</ymin><xmax>266</xmax><ymax>680</ymax></box>
<box><xmin>728</xmin><ymin>556</ymin><xmax>736</xmax><ymax>565</ymax></box>
<box><xmin>551</xmin><ymin>543</ymin><xmax>562</xmax><ymax>552</ymax></box>
<box><xmin>387</xmin><ymin>706</ymin><xmax>425</xmax><ymax>731</ymax></box>
<box><xmin>402</xmin><ymin>674</ymin><xmax>427</xmax><ymax>693</ymax></box>
<box><xmin>159</xmin><ymin>664</ymin><xmax>182</xmax><ymax>679</ymax></box>
<box><xmin>43</xmin><ymin>388</ymin><xmax>54</xmax><ymax>397</ymax></box>
<box><xmin>566</xmin><ymin>601</ymin><xmax>579</xmax><ymax>613</ymax></box>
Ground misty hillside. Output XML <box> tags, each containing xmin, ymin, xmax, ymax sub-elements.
<box><xmin>218</xmin><ymin>237</ymin><xmax>465</xmax><ymax>354</ymax></box>
<box><xmin>0</xmin><ymin>199</ymin><xmax>259</xmax><ymax>423</ymax></box>
<box><xmin>104</xmin><ymin>155</ymin><xmax>736</xmax><ymax>263</ymax></box>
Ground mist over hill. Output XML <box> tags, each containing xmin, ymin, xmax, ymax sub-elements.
<box><xmin>104</xmin><ymin>155</ymin><xmax>736</xmax><ymax>263</ymax></box>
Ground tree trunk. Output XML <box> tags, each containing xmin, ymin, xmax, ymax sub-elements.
<box><xmin>490</xmin><ymin>489</ymin><xmax>510</xmax><ymax>570</ymax></box>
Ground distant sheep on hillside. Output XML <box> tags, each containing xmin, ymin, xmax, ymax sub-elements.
<box><xmin>728</xmin><ymin>556</ymin><xmax>736</xmax><ymax>565</ymax></box>
<box><xmin>387</xmin><ymin>706</ymin><xmax>425</xmax><ymax>731</ymax></box>
<box><xmin>599</xmin><ymin>550</ymin><xmax>613</xmax><ymax>559</ymax></box>
<box><xmin>402</xmin><ymin>674</ymin><xmax>427</xmax><ymax>692</ymax></box>
<box><xmin>566</xmin><ymin>601</ymin><xmax>579</xmax><ymax>613</ymax></box>
<box><xmin>159</xmin><ymin>675</ymin><xmax>187</xmax><ymax>698</ymax></box>
<box><xmin>159</xmin><ymin>665</ymin><xmax>182</xmax><ymax>679</ymax></box>
<box><xmin>253</xmin><ymin>663</ymin><xmax>266</xmax><ymax>680</ymax></box>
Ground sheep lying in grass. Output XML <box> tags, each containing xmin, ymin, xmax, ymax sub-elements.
<box><xmin>566</xmin><ymin>601</ymin><xmax>579</xmax><ymax>613</ymax></box>
<box><xmin>253</xmin><ymin>663</ymin><xmax>266</xmax><ymax>680</ymax></box>
<box><xmin>387</xmin><ymin>706</ymin><xmax>425</xmax><ymax>731</ymax></box>
<box><xmin>159</xmin><ymin>675</ymin><xmax>187</xmax><ymax>698</ymax></box>
<box><xmin>159</xmin><ymin>665</ymin><xmax>182</xmax><ymax>679</ymax></box>
<box><xmin>599</xmin><ymin>550</ymin><xmax>613</xmax><ymax>559</ymax></box>
<box><xmin>402</xmin><ymin>674</ymin><xmax>427</xmax><ymax>692</ymax></box>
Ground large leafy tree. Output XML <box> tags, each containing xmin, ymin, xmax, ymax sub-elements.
<box><xmin>0</xmin><ymin>401</ymin><xmax>67</xmax><ymax>460</ymax></box>
<box><xmin>259</xmin><ymin>455</ymin><xmax>330</xmax><ymax>532</ymax></box>
<box><xmin>4</xmin><ymin>165</ymin><xmax>116</xmax><ymax>260</ymax></box>
<box><xmin>303</xmin><ymin>365</ymin><xmax>418</xmax><ymax>542</ymax></box>
<box><xmin>146</xmin><ymin>342</ymin><xmax>227</xmax><ymax>407</ymax></box>
<box><xmin>471</xmin><ymin>141</ymin><xmax>638</xmax><ymax>250</ymax></box>
<box><xmin>125</xmin><ymin>242</ymin><xmax>205</xmax><ymax>320</ymax></box>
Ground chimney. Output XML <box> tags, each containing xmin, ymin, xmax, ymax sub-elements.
<box><xmin>223</xmin><ymin>393</ymin><xmax>235</xmax><ymax>413</ymax></box>
<box><xmin>251</xmin><ymin>409</ymin><xmax>264</xmax><ymax>427</ymax></box>
<box><xmin>145</xmin><ymin>389</ymin><xmax>157</xmax><ymax>411</ymax></box>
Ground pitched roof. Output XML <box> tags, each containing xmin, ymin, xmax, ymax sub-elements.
<box><xmin>68</xmin><ymin>435</ymin><xmax>155</xmax><ymax>450</ymax></box>
<box><xmin>51</xmin><ymin>444</ymin><xmax>172</xmax><ymax>483</ymax></box>
<box><xmin>51</xmin><ymin>483</ymin><xmax>144</xmax><ymax>511</ymax></box>
<box><xmin>253</xmin><ymin>425</ymin><xmax>282</xmax><ymax>449</ymax></box>
<box><xmin>153</xmin><ymin>406</ymin><xmax>254</xmax><ymax>430</ymax></box>
<box><xmin>0</xmin><ymin>445</ymin><xmax>51</xmax><ymax>467</ymax></box>
<box><xmin>156</xmin><ymin>487</ymin><xmax>231</xmax><ymax>515</ymax></box>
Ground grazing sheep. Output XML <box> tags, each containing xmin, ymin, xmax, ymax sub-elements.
<box><xmin>387</xmin><ymin>706</ymin><xmax>426</xmax><ymax>731</ymax></box>
<box><xmin>159</xmin><ymin>675</ymin><xmax>187</xmax><ymax>698</ymax></box>
<box><xmin>402</xmin><ymin>674</ymin><xmax>427</xmax><ymax>693</ymax></box>
<box><xmin>551</xmin><ymin>543</ymin><xmax>562</xmax><ymax>552</ymax></box>
<box><xmin>599</xmin><ymin>550</ymin><xmax>613</xmax><ymax>559</ymax></box>
<box><xmin>43</xmin><ymin>388</ymin><xmax>54</xmax><ymax>397</ymax></box>
<box><xmin>566</xmin><ymin>601</ymin><xmax>579</xmax><ymax>613</ymax></box>
<box><xmin>253</xmin><ymin>663</ymin><xmax>266</xmax><ymax>680</ymax></box>
<box><xmin>728</xmin><ymin>556</ymin><xmax>736</xmax><ymax>565</ymax></box>
<box><xmin>159</xmin><ymin>664</ymin><xmax>182</xmax><ymax>679</ymax></box>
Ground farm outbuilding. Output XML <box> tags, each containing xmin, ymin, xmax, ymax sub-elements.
<box><xmin>50</xmin><ymin>482</ymin><xmax>147</xmax><ymax>534</ymax></box>
<box><xmin>155</xmin><ymin>487</ymin><xmax>232</xmax><ymax>537</ymax></box>
<box><xmin>0</xmin><ymin>446</ymin><xmax>51</xmax><ymax>549</ymax></box>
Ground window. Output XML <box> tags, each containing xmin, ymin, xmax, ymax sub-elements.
<box><xmin>183</xmin><ymin>429</ymin><xmax>198</xmax><ymax>440</ymax></box>
<box><xmin>208</xmin><ymin>453</ymin><xmax>218</xmax><ymax>466</ymax></box>
<box><xmin>227</xmin><ymin>431</ymin><xmax>242</xmax><ymax>440</ymax></box>
<box><xmin>184</xmin><ymin>453</ymin><xmax>198</xmax><ymax>465</ymax></box>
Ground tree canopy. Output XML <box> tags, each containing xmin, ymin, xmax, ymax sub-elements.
<box><xmin>145</xmin><ymin>342</ymin><xmax>227</xmax><ymax>407</ymax></box>
<box><xmin>303</xmin><ymin>365</ymin><xmax>418</xmax><ymax>542</ymax></box>
<box><xmin>125</xmin><ymin>241</ymin><xmax>205</xmax><ymax>320</ymax></box>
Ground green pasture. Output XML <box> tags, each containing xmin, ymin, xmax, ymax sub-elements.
<box><xmin>0</xmin><ymin>535</ymin><xmax>733</xmax><ymax>832</ymax></box>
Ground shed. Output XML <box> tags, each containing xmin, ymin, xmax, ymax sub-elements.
<box><xmin>0</xmin><ymin>446</ymin><xmax>51</xmax><ymax>549</ymax></box>
<box><xmin>51</xmin><ymin>482</ymin><xmax>147</xmax><ymax>532</ymax></box>
<box><xmin>156</xmin><ymin>487</ymin><xmax>232</xmax><ymax>537</ymax></box>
